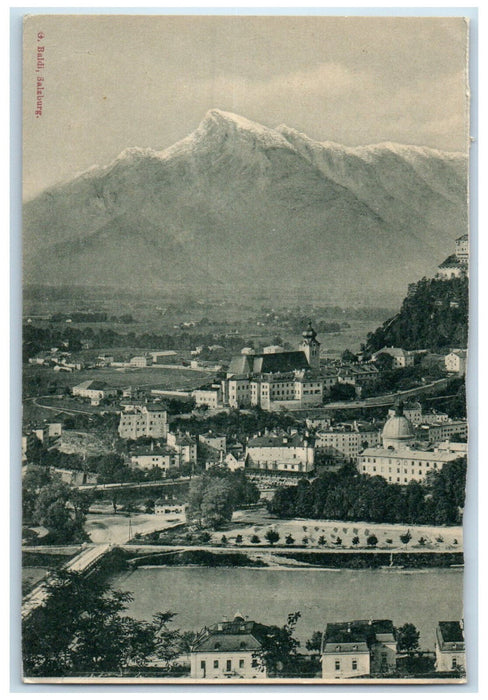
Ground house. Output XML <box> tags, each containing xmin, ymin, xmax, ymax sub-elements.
<box><xmin>192</xmin><ymin>384</ymin><xmax>223</xmax><ymax>409</ymax></box>
<box><xmin>315</xmin><ymin>422</ymin><xmax>381</xmax><ymax>462</ymax></box>
<box><xmin>437</xmin><ymin>254</ymin><xmax>467</xmax><ymax>280</ymax></box>
<box><xmin>129</xmin><ymin>445</ymin><xmax>180</xmax><ymax>475</ymax></box>
<box><xmin>245</xmin><ymin>431</ymin><xmax>314</xmax><ymax>474</ymax></box>
<box><xmin>129</xmin><ymin>355</ymin><xmax>152</xmax><ymax>367</ymax></box>
<box><xmin>224</xmin><ymin>452</ymin><xmax>246</xmax><ymax>472</ymax></box>
<box><xmin>72</xmin><ymin>380</ymin><xmax>117</xmax><ymax>403</ymax></box>
<box><xmin>445</xmin><ymin>349</ymin><xmax>467</xmax><ymax>375</ymax></box>
<box><xmin>388</xmin><ymin>401</ymin><xmax>422</xmax><ymax>425</ymax></box>
<box><xmin>372</xmin><ymin>347</ymin><xmax>414</xmax><ymax>368</ymax></box>
<box><xmin>150</xmin><ymin>350</ymin><xmax>177</xmax><ymax>363</ymax></box>
<box><xmin>321</xmin><ymin>619</ymin><xmax>397</xmax><ymax>679</ymax></box>
<box><xmin>166</xmin><ymin>432</ymin><xmax>197</xmax><ymax>464</ymax></box>
<box><xmin>455</xmin><ymin>234</ymin><xmax>469</xmax><ymax>261</ymax></box>
<box><xmin>418</xmin><ymin>420</ymin><xmax>468</xmax><ymax>443</ymax></box>
<box><xmin>435</xmin><ymin>621</ymin><xmax>465</xmax><ymax>673</ymax></box>
<box><xmin>199</xmin><ymin>432</ymin><xmax>227</xmax><ymax>457</ymax></box>
<box><xmin>190</xmin><ymin>612</ymin><xmax>268</xmax><ymax>679</ymax></box>
<box><xmin>118</xmin><ymin>405</ymin><xmax>168</xmax><ymax>440</ymax></box>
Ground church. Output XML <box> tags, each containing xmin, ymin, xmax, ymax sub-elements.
<box><xmin>221</xmin><ymin>322</ymin><xmax>324</xmax><ymax>410</ymax></box>
<box><xmin>357</xmin><ymin>403</ymin><xmax>463</xmax><ymax>483</ymax></box>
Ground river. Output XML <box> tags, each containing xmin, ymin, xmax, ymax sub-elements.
<box><xmin>110</xmin><ymin>566</ymin><xmax>463</xmax><ymax>650</ymax></box>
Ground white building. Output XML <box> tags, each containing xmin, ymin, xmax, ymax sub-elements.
<box><xmin>358</xmin><ymin>407</ymin><xmax>464</xmax><ymax>483</ymax></box>
<box><xmin>129</xmin><ymin>446</ymin><xmax>180</xmax><ymax>475</ymax></box>
<box><xmin>445</xmin><ymin>350</ymin><xmax>467</xmax><ymax>375</ymax></box>
<box><xmin>118</xmin><ymin>405</ymin><xmax>168</xmax><ymax>440</ymax></box>
<box><xmin>372</xmin><ymin>347</ymin><xmax>414</xmax><ymax>368</ymax></box>
<box><xmin>435</xmin><ymin>621</ymin><xmax>465</xmax><ymax>673</ymax></box>
<box><xmin>388</xmin><ymin>401</ymin><xmax>422</xmax><ymax>425</ymax></box>
<box><xmin>315</xmin><ymin>423</ymin><xmax>381</xmax><ymax>462</ymax></box>
<box><xmin>72</xmin><ymin>380</ymin><xmax>117</xmax><ymax>403</ymax></box>
<box><xmin>167</xmin><ymin>432</ymin><xmax>197</xmax><ymax>463</ymax></box>
<box><xmin>129</xmin><ymin>355</ymin><xmax>151</xmax><ymax>367</ymax></box>
<box><xmin>455</xmin><ymin>234</ymin><xmax>469</xmax><ymax>261</ymax></box>
<box><xmin>245</xmin><ymin>432</ymin><xmax>314</xmax><ymax>474</ymax></box>
<box><xmin>418</xmin><ymin>420</ymin><xmax>468</xmax><ymax>443</ymax></box>
<box><xmin>321</xmin><ymin>619</ymin><xmax>397</xmax><ymax>680</ymax></box>
<box><xmin>192</xmin><ymin>384</ymin><xmax>223</xmax><ymax>409</ymax></box>
<box><xmin>199</xmin><ymin>432</ymin><xmax>226</xmax><ymax>455</ymax></box>
<box><xmin>190</xmin><ymin>613</ymin><xmax>267</xmax><ymax>680</ymax></box>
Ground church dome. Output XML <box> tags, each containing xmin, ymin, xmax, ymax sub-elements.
<box><xmin>382</xmin><ymin>415</ymin><xmax>414</xmax><ymax>440</ymax></box>
<box><xmin>382</xmin><ymin>402</ymin><xmax>414</xmax><ymax>448</ymax></box>
<box><xmin>302</xmin><ymin>321</ymin><xmax>317</xmax><ymax>340</ymax></box>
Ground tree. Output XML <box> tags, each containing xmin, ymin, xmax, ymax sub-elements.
<box><xmin>400</xmin><ymin>530</ymin><xmax>412</xmax><ymax>545</ymax></box>
<box><xmin>305</xmin><ymin>631</ymin><xmax>323</xmax><ymax>654</ymax></box>
<box><xmin>32</xmin><ymin>480</ymin><xmax>87</xmax><ymax>543</ymax></box>
<box><xmin>264</xmin><ymin>529</ymin><xmax>280</xmax><ymax>546</ymax></box>
<box><xmin>253</xmin><ymin>612</ymin><xmax>301</xmax><ymax>676</ymax></box>
<box><xmin>352</xmin><ymin>535</ymin><xmax>360</xmax><ymax>546</ymax></box>
<box><xmin>329</xmin><ymin>382</ymin><xmax>357</xmax><ymax>401</ymax></box>
<box><xmin>341</xmin><ymin>349</ymin><xmax>358</xmax><ymax>364</ymax></box>
<box><xmin>22</xmin><ymin>571</ymin><xmax>181</xmax><ymax>677</ymax></box>
<box><xmin>396</xmin><ymin>623</ymin><xmax>420</xmax><ymax>653</ymax></box>
<box><xmin>366</xmin><ymin>534</ymin><xmax>378</xmax><ymax>547</ymax></box>
<box><xmin>285</xmin><ymin>534</ymin><xmax>295</xmax><ymax>545</ymax></box>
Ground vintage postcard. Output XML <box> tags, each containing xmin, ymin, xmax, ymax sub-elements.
<box><xmin>21</xmin><ymin>14</ymin><xmax>470</xmax><ymax>683</ymax></box>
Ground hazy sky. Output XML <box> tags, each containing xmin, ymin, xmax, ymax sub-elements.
<box><xmin>23</xmin><ymin>15</ymin><xmax>469</xmax><ymax>200</ymax></box>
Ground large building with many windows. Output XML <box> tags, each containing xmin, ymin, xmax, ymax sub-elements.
<box><xmin>357</xmin><ymin>405</ymin><xmax>463</xmax><ymax>483</ymax></box>
<box><xmin>245</xmin><ymin>432</ymin><xmax>315</xmax><ymax>474</ymax></box>
<box><xmin>190</xmin><ymin>613</ymin><xmax>268</xmax><ymax>679</ymax></box>
<box><xmin>118</xmin><ymin>405</ymin><xmax>168</xmax><ymax>439</ymax></box>
<box><xmin>321</xmin><ymin>619</ymin><xmax>397</xmax><ymax>679</ymax></box>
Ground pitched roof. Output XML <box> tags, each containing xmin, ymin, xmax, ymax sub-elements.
<box><xmin>192</xmin><ymin>619</ymin><xmax>269</xmax><ymax>653</ymax></box>
<box><xmin>228</xmin><ymin>351</ymin><xmax>310</xmax><ymax>377</ymax></box>
<box><xmin>438</xmin><ymin>254</ymin><xmax>465</xmax><ymax>269</ymax></box>
<box><xmin>323</xmin><ymin>619</ymin><xmax>395</xmax><ymax>651</ymax></box>
<box><xmin>248</xmin><ymin>433</ymin><xmax>309</xmax><ymax>448</ymax></box>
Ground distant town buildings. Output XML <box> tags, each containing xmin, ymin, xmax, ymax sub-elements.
<box><xmin>372</xmin><ymin>347</ymin><xmax>415</xmax><ymax>368</ymax></box>
<box><xmin>437</xmin><ymin>235</ymin><xmax>469</xmax><ymax>280</ymax></box>
<box><xmin>314</xmin><ymin>421</ymin><xmax>381</xmax><ymax>462</ymax></box>
<box><xmin>190</xmin><ymin>612</ymin><xmax>267</xmax><ymax>679</ymax></box>
<box><xmin>321</xmin><ymin>619</ymin><xmax>397</xmax><ymax>679</ymax></box>
<box><xmin>72</xmin><ymin>380</ymin><xmax>117</xmax><ymax>404</ymax></box>
<box><xmin>358</xmin><ymin>405</ymin><xmax>466</xmax><ymax>483</ymax></box>
<box><xmin>118</xmin><ymin>405</ymin><xmax>168</xmax><ymax>440</ymax></box>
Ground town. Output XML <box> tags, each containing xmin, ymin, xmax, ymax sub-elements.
<box><xmin>21</xmin><ymin>236</ymin><xmax>468</xmax><ymax>680</ymax></box>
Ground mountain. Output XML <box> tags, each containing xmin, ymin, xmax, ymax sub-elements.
<box><xmin>365</xmin><ymin>276</ymin><xmax>468</xmax><ymax>352</ymax></box>
<box><xmin>23</xmin><ymin>109</ymin><xmax>468</xmax><ymax>303</ymax></box>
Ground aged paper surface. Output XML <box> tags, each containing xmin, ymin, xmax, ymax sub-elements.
<box><xmin>22</xmin><ymin>14</ymin><xmax>470</xmax><ymax>684</ymax></box>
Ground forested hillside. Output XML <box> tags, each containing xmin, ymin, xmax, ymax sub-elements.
<box><xmin>366</xmin><ymin>276</ymin><xmax>468</xmax><ymax>352</ymax></box>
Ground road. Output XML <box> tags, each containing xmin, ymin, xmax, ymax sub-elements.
<box><xmin>74</xmin><ymin>476</ymin><xmax>191</xmax><ymax>491</ymax></box>
<box><xmin>290</xmin><ymin>378</ymin><xmax>450</xmax><ymax>412</ymax></box>
<box><xmin>86</xmin><ymin>511</ymin><xmax>186</xmax><ymax>545</ymax></box>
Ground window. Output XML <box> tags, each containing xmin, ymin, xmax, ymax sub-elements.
<box><xmin>226</xmin><ymin>660</ymin><xmax>232</xmax><ymax>672</ymax></box>
<box><xmin>335</xmin><ymin>660</ymin><xmax>341</xmax><ymax>671</ymax></box>
<box><xmin>352</xmin><ymin>659</ymin><xmax>358</xmax><ymax>670</ymax></box>
<box><xmin>452</xmin><ymin>658</ymin><xmax>457</xmax><ymax>669</ymax></box>
<box><xmin>213</xmin><ymin>660</ymin><xmax>219</xmax><ymax>669</ymax></box>
<box><xmin>200</xmin><ymin>660</ymin><xmax>206</xmax><ymax>669</ymax></box>
<box><xmin>239</xmin><ymin>660</ymin><xmax>245</xmax><ymax>668</ymax></box>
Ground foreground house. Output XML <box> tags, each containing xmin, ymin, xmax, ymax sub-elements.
<box><xmin>190</xmin><ymin>613</ymin><xmax>267</xmax><ymax>679</ymax></box>
<box><xmin>118</xmin><ymin>405</ymin><xmax>168</xmax><ymax>440</ymax></box>
<box><xmin>435</xmin><ymin>621</ymin><xmax>465</xmax><ymax>673</ymax></box>
<box><xmin>321</xmin><ymin>619</ymin><xmax>397</xmax><ymax>679</ymax></box>
<box><xmin>245</xmin><ymin>431</ymin><xmax>315</xmax><ymax>474</ymax></box>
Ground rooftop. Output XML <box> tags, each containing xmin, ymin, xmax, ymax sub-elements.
<box><xmin>323</xmin><ymin>619</ymin><xmax>395</xmax><ymax>650</ymax></box>
<box><xmin>192</xmin><ymin>615</ymin><xmax>268</xmax><ymax>653</ymax></box>
<box><xmin>248</xmin><ymin>433</ymin><xmax>310</xmax><ymax>448</ymax></box>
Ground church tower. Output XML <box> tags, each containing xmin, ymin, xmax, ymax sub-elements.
<box><xmin>299</xmin><ymin>321</ymin><xmax>320</xmax><ymax>370</ymax></box>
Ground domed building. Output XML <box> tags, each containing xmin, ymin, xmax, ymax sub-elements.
<box><xmin>382</xmin><ymin>403</ymin><xmax>415</xmax><ymax>450</ymax></box>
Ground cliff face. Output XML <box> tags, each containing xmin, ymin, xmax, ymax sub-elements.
<box><xmin>365</xmin><ymin>276</ymin><xmax>468</xmax><ymax>352</ymax></box>
<box><xmin>23</xmin><ymin>109</ymin><xmax>467</xmax><ymax>303</ymax></box>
